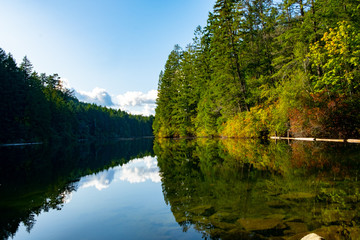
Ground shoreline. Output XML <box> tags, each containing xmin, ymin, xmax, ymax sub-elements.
<box><xmin>0</xmin><ymin>142</ymin><xmax>43</xmax><ymax>147</ymax></box>
<box><xmin>270</xmin><ymin>136</ymin><xmax>360</xmax><ymax>143</ymax></box>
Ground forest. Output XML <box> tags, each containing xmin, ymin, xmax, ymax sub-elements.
<box><xmin>0</xmin><ymin>49</ymin><xmax>153</xmax><ymax>144</ymax></box>
<box><xmin>153</xmin><ymin>0</ymin><xmax>360</xmax><ymax>139</ymax></box>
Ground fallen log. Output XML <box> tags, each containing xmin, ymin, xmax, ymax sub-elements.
<box><xmin>270</xmin><ymin>137</ymin><xmax>360</xmax><ymax>143</ymax></box>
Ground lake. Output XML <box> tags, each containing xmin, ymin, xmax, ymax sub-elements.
<box><xmin>1</xmin><ymin>138</ymin><xmax>359</xmax><ymax>239</ymax></box>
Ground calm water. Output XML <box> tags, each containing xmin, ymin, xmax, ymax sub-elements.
<box><xmin>1</xmin><ymin>138</ymin><xmax>360</xmax><ymax>239</ymax></box>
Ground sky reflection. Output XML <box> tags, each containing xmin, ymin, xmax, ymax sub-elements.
<box><xmin>79</xmin><ymin>156</ymin><xmax>160</xmax><ymax>191</ymax></box>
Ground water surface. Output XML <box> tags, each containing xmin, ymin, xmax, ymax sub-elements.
<box><xmin>1</xmin><ymin>138</ymin><xmax>360</xmax><ymax>239</ymax></box>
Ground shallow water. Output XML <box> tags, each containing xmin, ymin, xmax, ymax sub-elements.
<box><xmin>1</xmin><ymin>138</ymin><xmax>359</xmax><ymax>239</ymax></box>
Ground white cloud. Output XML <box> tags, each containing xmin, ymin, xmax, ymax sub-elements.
<box><xmin>113</xmin><ymin>90</ymin><xmax>157</xmax><ymax>116</ymax></box>
<box><xmin>75</xmin><ymin>87</ymin><xmax>114</xmax><ymax>107</ymax></box>
<box><xmin>59</xmin><ymin>77</ymin><xmax>71</xmax><ymax>89</ymax></box>
<box><xmin>114</xmin><ymin>90</ymin><xmax>157</xmax><ymax>107</ymax></box>
<box><xmin>74</xmin><ymin>87</ymin><xmax>157</xmax><ymax>116</ymax></box>
<box><xmin>59</xmin><ymin>77</ymin><xmax>157</xmax><ymax>115</ymax></box>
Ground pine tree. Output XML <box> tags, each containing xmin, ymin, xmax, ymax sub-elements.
<box><xmin>153</xmin><ymin>45</ymin><xmax>182</xmax><ymax>137</ymax></box>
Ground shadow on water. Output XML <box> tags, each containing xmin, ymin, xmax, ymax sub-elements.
<box><xmin>155</xmin><ymin>138</ymin><xmax>360</xmax><ymax>240</ymax></box>
<box><xmin>0</xmin><ymin>138</ymin><xmax>154</xmax><ymax>240</ymax></box>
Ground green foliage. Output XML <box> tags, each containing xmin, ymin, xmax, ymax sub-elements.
<box><xmin>308</xmin><ymin>21</ymin><xmax>360</xmax><ymax>95</ymax></box>
<box><xmin>0</xmin><ymin>48</ymin><xmax>153</xmax><ymax>144</ymax></box>
<box><xmin>154</xmin><ymin>0</ymin><xmax>360</xmax><ymax>139</ymax></box>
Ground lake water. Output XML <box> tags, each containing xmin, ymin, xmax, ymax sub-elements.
<box><xmin>1</xmin><ymin>138</ymin><xmax>360</xmax><ymax>239</ymax></box>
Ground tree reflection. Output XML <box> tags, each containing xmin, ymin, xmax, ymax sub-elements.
<box><xmin>0</xmin><ymin>138</ymin><xmax>154</xmax><ymax>240</ymax></box>
<box><xmin>155</xmin><ymin>138</ymin><xmax>360</xmax><ymax>239</ymax></box>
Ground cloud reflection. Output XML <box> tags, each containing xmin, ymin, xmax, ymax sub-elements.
<box><xmin>79</xmin><ymin>169</ymin><xmax>115</xmax><ymax>191</ymax></box>
<box><xmin>60</xmin><ymin>190</ymin><xmax>73</xmax><ymax>204</ymax></box>
<box><xmin>79</xmin><ymin>156</ymin><xmax>160</xmax><ymax>191</ymax></box>
<box><xmin>117</xmin><ymin>156</ymin><xmax>161</xmax><ymax>183</ymax></box>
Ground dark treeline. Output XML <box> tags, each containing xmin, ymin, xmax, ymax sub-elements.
<box><xmin>0</xmin><ymin>48</ymin><xmax>153</xmax><ymax>144</ymax></box>
<box><xmin>154</xmin><ymin>0</ymin><xmax>360</xmax><ymax>138</ymax></box>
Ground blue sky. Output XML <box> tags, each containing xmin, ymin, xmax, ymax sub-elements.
<box><xmin>0</xmin><ymin>0</ymin><xmax>215</xmax><ymax>115</ymax></box>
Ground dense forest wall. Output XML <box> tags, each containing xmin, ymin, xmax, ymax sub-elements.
<box><xmin>0</xmin><ymin>49</ymin><xmax>153</xmax><ymax>144</ymax></box>
<box><xmin>153</xmin><ymin>0</ymin><xmax>360</xmax><ymax>139</ymax></box>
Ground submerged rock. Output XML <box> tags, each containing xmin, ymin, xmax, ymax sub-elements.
<box><xmin>217</xmin><ymin>228</ymin><xmax>269</xmax><ymax>240</ymax></box>
<box><xmin>209</xmin><ymin>211</ymin><xmax>238</xmax><ymax>223</ymax></box>
<box><xmin>279</xmin><ymin>192</ymin><xmax>316</xmax><ymax>201</ymax></box>
<box><xmin>237</xmin><ymin>217</ymin><xmax>287</xmax><ymax>236</ymax></box>
<box><xmin>173</xmin><ymin>212</ymin><xmax>188</xmax><ymax>223</ymax></box>
<box><xmin>284</xmin><ymin>221</ymin><xmax>308</xmax><ymax>235</ymax></box>
<box><xmin>266</xmin><ymin>200</ymin><xmax>290</xmax><ymax>209</ymax></box>
<box><xmin>266</xmin><ymin>214</ymin><xmax>286</xmax><ymax>220</ymax></box>
<box><xmin>320</xmin><ymin>209</ymin><xmax>357</xmax><ymax>225</ymax></box>
<box><xmin>301</xmin><ymin>233</ymin><xmax>324</xmax><ymax>240</ymax></box>
<box><xmin>192</xmin><ymin>215</ymin><xmax>211</xmax><ymax>226</ymax></box>
<box><xmin>188</xmin><ymin>204</ymin><xmax>215</xmax><ymax>216</ymax></box>
<box><xmin>289</xmin><ymin>225</ymin><xmax>360</xmax><ymax>240</ymax></box>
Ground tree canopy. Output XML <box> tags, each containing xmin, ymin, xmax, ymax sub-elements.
<box><xmin>0</xmin><ymin>49</ymin><xmax>153</xmax><ymax>144</ymax></box>
<box><xmin>154</xmin><ymin>0</ymin><xmax>360</xmax><ymax>139</ymax></box>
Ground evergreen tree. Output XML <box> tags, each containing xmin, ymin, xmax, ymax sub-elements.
<box><xmin>154</xmin><ymin>0</ymin><xmax>360</xmax><ymax>139</ymax></box>
<box><xmin>0</xmin><ymin>48</ymin><xmax>153</xmax><ymax>143</ymax></box>
<box><xmin>153</xmin><ymin>45</ymin><xmax>182</xmax><ymax>137</ymax></box>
